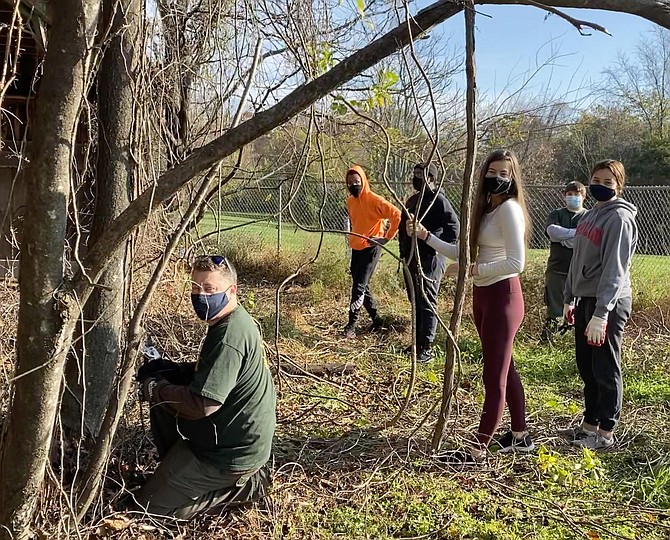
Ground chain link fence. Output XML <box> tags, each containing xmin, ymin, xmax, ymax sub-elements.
<box><xmin>212</xmin><ymin>179</ymin><xmax>670</xmax><ymax>291</ymax></box>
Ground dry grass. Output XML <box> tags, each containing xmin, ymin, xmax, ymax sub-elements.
<box><xmin>1</xmin><ymin>251</ymin><xmax>670</xmax><ymax>538</ymax></box>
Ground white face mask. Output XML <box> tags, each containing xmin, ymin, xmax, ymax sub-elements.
<box><xmin>565</xmin><ymin>195</ymin><xmax>582</xmax><ymax>211</ymax></box>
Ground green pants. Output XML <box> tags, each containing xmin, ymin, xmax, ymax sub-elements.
<box><xmin>544</xmin><ymin>270</ymin><xmax>567</xmax><ymax>320</ymax></box>
<box><xmin>136</xmin><ymin>406</ymin><xmax>270</xmax><ymax>519</ymax></box>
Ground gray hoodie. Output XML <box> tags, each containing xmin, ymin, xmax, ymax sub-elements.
<box><xmin>564</xmin><ymin>198</ymin><xmax>638</xmax><ymax>319</ymax></box>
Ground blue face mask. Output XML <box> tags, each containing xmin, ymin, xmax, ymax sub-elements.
<box><xmin>589</xmin><ymin>184</ymin><xmax>616</xmax><ymax>202</ymax></box>
<box><xmin>565</xmin><ymin>195</ymin><xmax>582</xmax><ymax>210</ymax></box>
<box><xmin>191</xmin><ymin>291</ymin><xmax>229</xmax><ymax>321</ymax></box>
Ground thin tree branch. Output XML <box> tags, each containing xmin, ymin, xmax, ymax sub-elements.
<box><xmin>521</xmin><ymin>0</ymin><xmax>611</xmax><ymax>35</ymax></box>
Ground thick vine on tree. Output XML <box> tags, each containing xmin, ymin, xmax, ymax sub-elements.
<box><xmin>2</xmin><ymin>2</ymin><xmax>670</xmax><ymax>538</ymax></box>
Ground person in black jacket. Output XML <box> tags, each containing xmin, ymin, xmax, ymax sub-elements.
<box><xmin>399</xmin><ymin>162</ymin><xmax>460</xmax><ymax>362</ymax></box>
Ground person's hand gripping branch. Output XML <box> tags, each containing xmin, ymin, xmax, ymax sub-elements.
<box><xmin>405</xmin><ymin>214</ymin><xmax>429</xmax><ymax>241</ymax></box>
<box><xmin>407</xmin><ymin>215</ymin><xmax>478</xmax><ymax>278</ymax></box>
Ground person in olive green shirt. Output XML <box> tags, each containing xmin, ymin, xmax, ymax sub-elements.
<box><xmin>541</xmin><ymin>181</ymin><xmax>588</xmax><ymax>342</ymax></box>
<box><xmin>135</xmin><ymin>255</ymin><xmax>276</xmax><ymax>519</ymax></box>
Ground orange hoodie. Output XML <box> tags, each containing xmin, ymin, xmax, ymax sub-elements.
<box><xmin>346</xmin><ymin>165</ymin><xmax>401</xmax><ymax>251</ymax></box>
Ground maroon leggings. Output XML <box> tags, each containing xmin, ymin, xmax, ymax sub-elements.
<box><xmin>473</xmin><ymin>276</ymin><xmax>527</xmax><ymax>446</ymax></box>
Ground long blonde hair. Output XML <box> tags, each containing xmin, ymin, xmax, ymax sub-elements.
<box><xmin>470</xmin><ymin>149</ymin><xmax>531</xmax><ymax>259</ymax></box>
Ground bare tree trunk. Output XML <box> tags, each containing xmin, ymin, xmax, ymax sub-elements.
<box><xmin>0</xmin><ymin>1</ymin><xmax>101</xmax><ymax>538</ymax></box>
<box><xmin>61</xmin><ymin>0</ymin><xmax>139</xmax><ymax>439</ymax></box>
<box><xmin>431</xmin><ymin>0</ymin><xmax>478</xmax><ymax>452</ymax></box>
<box><xmin>158</xmin><ymin>0</ymin><xmax>190</xmax><ymax>167</ymax></box>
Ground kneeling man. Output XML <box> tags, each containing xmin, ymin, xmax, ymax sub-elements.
<box><xmin>136</xmin><ymin>255</ymin><xmax>276</xmax><ymax>519</ymax></box>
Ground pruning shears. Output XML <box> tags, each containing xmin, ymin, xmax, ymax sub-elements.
<box><xmin>556</xmin><ymin>322</ymin><xmax>574</xmax><ymax>336</ymax></box>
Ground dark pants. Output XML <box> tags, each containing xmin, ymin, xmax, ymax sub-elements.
<box><xmin>473</xmin><ymin>277</ymin><xmax>527</xmax><ymax>446</ymax></box>
<box><xmin>348</xmin><ymin>245</ymin><xmax>382</xmax><ymax>325</ymax></box>
<box><xmin>404</xmin><ymin>255</ymin><xmax>447</xmax><ymax>347</ymax></box>
<box><xmin>574</xmin><ymin>296</ymin><xmax>632</xmax><ymax>432</ymax></box>
<box><xmin>544</xmin><ymin>270</ymin><xmax>567</xmax><ymax>320</ymax></box>
<box><xmin>136</xmin><ymin>406</ymin><xmax>270</xmax><ymax>519</ymax></box>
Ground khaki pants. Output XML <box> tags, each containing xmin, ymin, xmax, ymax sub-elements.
<box><xmin>136</xmin><ymin>406</ymin><xmax>270</xmax><ymax>519</ymax></box>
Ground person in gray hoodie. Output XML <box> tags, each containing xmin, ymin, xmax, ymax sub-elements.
<box><xmin>561</xmin><ymin>159</ymin><xmax>638</xmax><ymax>450</ymax></box>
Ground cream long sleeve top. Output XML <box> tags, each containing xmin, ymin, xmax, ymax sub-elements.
<box><xmin>424</xmin><ymin>199</ymin><xmax>526</xmax><ymax>287</ymax></box>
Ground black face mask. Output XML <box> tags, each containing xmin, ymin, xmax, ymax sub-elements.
<box><xmin>484</xmin><ymin>175</ymin><xmax>513</xmax><ymax>195</ymax></box>
<box><xmin>348</xmin><ymin>184</ymin><xmax>363</xmax><ymax>197</ymax></box>
<box><xmin>412</xmin><ymin>176</ymin><xmax>428</xmax><ymax>192</ymax></box>
<box><xmin>589</xmin><ymin>184</ymin><xmax>616</xmax><ymax>202</ymax></box>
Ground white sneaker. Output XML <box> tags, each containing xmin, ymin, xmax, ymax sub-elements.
<box><xmin>572</xmin><ymin>432</ymin><xmax>614</xmax><ymax>450</ymax></box>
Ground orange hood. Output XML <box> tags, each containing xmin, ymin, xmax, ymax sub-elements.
<box><xmin>346</xmin><ymin>165</ymin><xmax>371</xmax><ymax>197</ymax></box>
<box><xmin>345</xmin><ymin>165</ymin><xmax>401</xmax><ymax>250</ymax></box>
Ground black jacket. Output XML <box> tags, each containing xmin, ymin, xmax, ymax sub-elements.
<box><xmin>399</xmin><ymin>188</ymin><xmax>460</xmax><ymax>268</ymax></box>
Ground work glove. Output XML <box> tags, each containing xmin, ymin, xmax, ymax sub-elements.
<box><xmin>585</xmin><ymin>315</ymin><xmax>608</xmax><ymax>347</ymax></box>
<box><xmin>562</xmin><ymin>303</ymin><xmax>575</xmax><ymax>325</ymax></box>
<box><xmin>136</xmin><ymin>358</ymin><xmax>195</xmax><ymax>386</ymax></box>
<box><xmin>369</xmin><ymin>237</ymin><xmax>389</xmax><ymax>247</ymax></box>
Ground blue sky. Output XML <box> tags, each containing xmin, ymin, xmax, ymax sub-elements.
<box><xmin>430</xmin><ymin>5</ymin><xmax>658</xmax><ymax>100</ymax></box>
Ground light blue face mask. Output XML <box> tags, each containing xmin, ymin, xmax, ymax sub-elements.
<box><xmin>565</xmin><ymin>195</ymin><xmax>582</xmax><ymax>210</ymax></box>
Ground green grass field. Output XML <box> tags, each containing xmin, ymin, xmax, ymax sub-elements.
<box><xmin>198</xmin><ymin>212</ymin><xmax>670</xmax><ymax>308</ymax></box>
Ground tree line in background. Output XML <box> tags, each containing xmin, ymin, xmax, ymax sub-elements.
<box><xmin>1</xmin><ymin>1</ymin><xmax>670</xmax><ymax>538</ymax></box>
<box><xmin>245</xmin><ymin>25</ymin><xmax>670</xmax><ymax>189</ymax></box>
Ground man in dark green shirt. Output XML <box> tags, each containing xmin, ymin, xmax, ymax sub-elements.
<box><xmin>542</xmin><ymin>181</ymin><xmax>587</xmax><ymax>342</ymax></box>
<box><xmin>135</xmin><ymin>255</ymin><xmax>276</xmax><ymax>519</ymax></box>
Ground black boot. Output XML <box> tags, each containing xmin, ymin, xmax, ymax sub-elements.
<box><xmin>417</xmin><ymin>343</ymin><xmax>433</xmax><ymax>363</ymax></box>
<box><xmin>369</xmin><ymin>314</ymin><xmax>389</xmax><ymax>332</ymax></box>
<box><xmin>365</xmin><ymin>304</ymin><xmax>384</xmax><ymax>332</ymax></box>
<box><xmin>344</xmin><ymin>310</ymin><xmax>358</xmax><ymax>339</ymax></box>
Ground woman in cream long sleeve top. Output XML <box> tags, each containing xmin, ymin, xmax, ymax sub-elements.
<box><xmin>408</xmin><ymin>149</ymin><xmax>533</xmax><ymax>463</ymax></box>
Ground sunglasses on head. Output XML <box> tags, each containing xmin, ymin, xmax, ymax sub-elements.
<box><xmin>194</xmin><ymin>254</ymin><xmax>233</xmax><ymax>273</ymax></box>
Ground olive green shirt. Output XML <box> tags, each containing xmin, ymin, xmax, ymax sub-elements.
<box><xmin>177</xmin><ymin>305</ymin><xmax>276</xmax><ymax>471</ymax></box>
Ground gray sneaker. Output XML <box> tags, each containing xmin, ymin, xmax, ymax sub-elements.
<box><xmin>573</xmin><ymin>432</ymin><xmax>614</xmax><ymax>450</ymax></box>
<box><xmin>558</xmin><ymin>425</ymin><xmax>595</xmax><ymax>442</ymax></box>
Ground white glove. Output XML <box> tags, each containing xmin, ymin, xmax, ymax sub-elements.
<box><xmin>562</xmin><ymin>303</ymin><xmax>574</xmax><ymax>325</ymax></box>
<box><xmin>585</xmin><ymin>315</ymin><xmax>608</xmax><ymax>346</ymax></box>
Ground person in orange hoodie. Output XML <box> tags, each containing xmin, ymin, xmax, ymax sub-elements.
<box><xmin>344</xmin><ymin>165</ymin><xmax>401</xmax><ymax>338</ymax></box>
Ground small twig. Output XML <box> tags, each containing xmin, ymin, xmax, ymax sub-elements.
<box><xmin>521</xmin><ymin>0</ymin><xmax>611</xmax><ymax>36</ymax></box>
